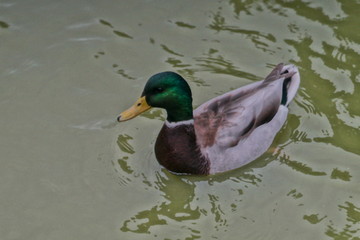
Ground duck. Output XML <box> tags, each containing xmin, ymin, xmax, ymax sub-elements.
<box><xmin>117</xmin><ymin>63</ymin><xmax>300</xmax><ymax>175</ymax></box>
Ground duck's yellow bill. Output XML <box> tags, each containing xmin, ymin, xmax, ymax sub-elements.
<box><xmin>117</xmin><ymin>96</ymin><xmax>151</xmax><ymax>122</ymax></box>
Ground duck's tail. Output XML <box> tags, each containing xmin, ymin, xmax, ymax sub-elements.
<box><xmin>263</xmin><ymin>63</ymin><xmax>300</xmax><ymax>106</ymax></box>
<box><xmin>280</xmin><ymin>64</ymin><xmax>300</xmax><ymax>106</ymax></box>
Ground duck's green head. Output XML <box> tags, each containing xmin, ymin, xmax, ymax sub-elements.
<box><xmin>117</xmin><ymin>72</ymin><xmax>193</xmax><ymax>123</ymax></box>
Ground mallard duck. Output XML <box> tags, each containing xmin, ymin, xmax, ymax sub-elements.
<box><xmin>117</xmin><ymin>63</ymin><xmax>300</xmax><ymax>175</ymax></box>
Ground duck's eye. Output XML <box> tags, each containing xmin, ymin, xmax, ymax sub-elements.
<box><xmin>156</xmin><ymin>87</ymin><xmax>164</xmax><ymax>93</ymax></box>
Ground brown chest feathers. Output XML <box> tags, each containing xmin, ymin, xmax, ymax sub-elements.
<box><xmin>154</xmin><ymin>123</ymin><xmax>210</xmax><ymax>175</ymax></box>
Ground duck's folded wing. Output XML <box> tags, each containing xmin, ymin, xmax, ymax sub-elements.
<box><xmin>194</xmin><ymin>63</ymin><xmax>298</xmax><ymax>149</ymax></box>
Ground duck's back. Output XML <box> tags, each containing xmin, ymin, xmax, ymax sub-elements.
<box><xmin>193</xmin><ymin>64</ymin><xmax>300</xmax><ymax>174</ymax></box>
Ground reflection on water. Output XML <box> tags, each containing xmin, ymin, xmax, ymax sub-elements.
<box><xmin>194</xmin><ymin>50</ymin><xmax>261</xmax><ymax>80</ymax></box>
<box><xmin>117</xmin><ymin>157</ymin><xmax>264</xmax><ymax>238</ymax></box>
<box><xmin>121</xmin><ymin>172</ymin><xmax>201</xmax><ymax>235</ymax></box>
<box><xmin>1</xmin><ymin>0</ymin><xmax>359</xmax><ymax>239</ymax></box>
<box><xmin>114</xmin><ymin>0</ymin><xmax>359</xmax><ymax>239</ymax></box>
<box><xmin>113</xmin><ymin>67</ymin><xmax>136</xmax><ymax>80</ymax></box>
<box><xmin>117</xmin><ymin>134</ymin><xmax>135</xmax><ymax>154</ymax></box>
<box><xmin>326</xmin><ymin>200</ymin><xmax>360</xmax><ymax>239</ymax></box>
<box><xmin>279</xmin><ymin>153</ymin><xmax>327</xmax><ymax>176</ymax></box>
<box><xmin>99</xmin><ymin>18</ymin><xmax>133</xmax><ymax>39</ymax></box>
<box><xmin>0</xmin><ymin>20</ymin><xmax>9</xmax><ymax>28</ymax></box>
<box><xmin>161</xmin><ymin>44</ymin><xmax>184</xmax><ymax>57</ymax></box>
<box><xmin>173</xmin><ymin>21</ymin><xmax>196</xmax><ymax>30</ymax></box>
<box><xmin>209</xmin><ymin>11</ymin><xmax>277</xmax><ymax>54</ymax></box>
<box><xmin>99</xmin><ymin>19</ymin><xmax>114</xmax><ymax>28</ymax></box>
<box><xmin>113</xmin><ymin>30</ymin><xmax>133</xmax><ymax>40</ymax></box>
<box><xmin>303</xmin><ymin>213</ymin><xmax>326</xmax><ymax>224</ymax></box>
<box><xmin>330</xmin><ymin>168</ymin><xmax>352</xmax><ymax>181</ymax></box>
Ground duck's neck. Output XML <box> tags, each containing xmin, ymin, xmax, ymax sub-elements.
<box><xmin>165</xmin><ymin>119</ymin><xmax>194</xmax><ymax>128</ymax></box>
<box><xmin>165</xmin><ymin>103</ymin><xmax>193</xmax><ymax>123</ymax></box>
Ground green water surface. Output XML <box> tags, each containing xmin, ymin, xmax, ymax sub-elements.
<box><xmin>0</xmin><ymin>0</ymin><xmax>359</xmax><ymax>239</ymax></box>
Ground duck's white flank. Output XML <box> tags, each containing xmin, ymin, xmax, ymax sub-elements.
<box><xmin>165</xmin><ymin>119</ymin><xmax>194</xmax><ymax>128</ymax></box>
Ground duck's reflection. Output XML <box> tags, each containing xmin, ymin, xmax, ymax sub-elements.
<box><xmin>120</xmin><ymin>171</ymin><xmax>201</xmax><ymax>234</ymax></box>
<box><xmin>117</xmin><ymin>145</ymin><xmax>265</xmax><ymax>238</ymax></box>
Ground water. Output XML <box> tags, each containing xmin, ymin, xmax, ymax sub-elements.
<box><xmin>1</xmin><ymin>0</ymin><xmax>359</xmax><ymax>239</ymax></box>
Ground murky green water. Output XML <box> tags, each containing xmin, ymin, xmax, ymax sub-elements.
<box><xmin>1</xmin><ymin>0</ymin><xmax>359</xmax><ymax>239</ymax></box>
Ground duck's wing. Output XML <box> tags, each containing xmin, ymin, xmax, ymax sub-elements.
<box><xmin>193</xmin><ymin>63</ymin><xmax>299</xmax><ymax>149</ymax></box>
